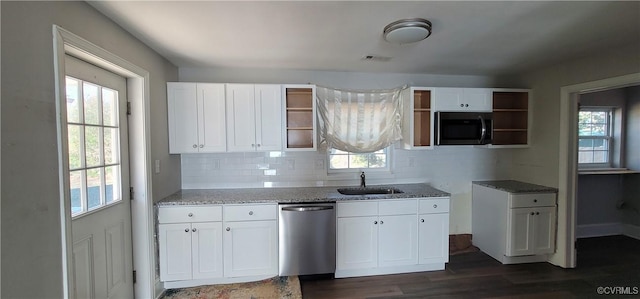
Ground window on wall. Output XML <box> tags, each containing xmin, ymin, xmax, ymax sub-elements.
<box><xmin>578</xmin><ymin>108</ymin><xmax>612</xmax><ymax>167</ymax></box>
<box><xmin>329</xmin><ymin>148</ymin><xmax>389</xmax><ymax>171</ymax></box>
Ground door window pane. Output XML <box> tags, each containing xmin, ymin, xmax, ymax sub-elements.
<box><xmin>85</xmin><ymin>126</ymin><xmax>102</xmax><ymax>167</ymax></box>
<box><xmin>102</xmin><ymin>88</ymin><xmax>117</xmax><ymax>127</ymax></box>
<box><xmin>68</xmin><ymin>124</ymin><xmax>83</xmax><ymax>169</ymax></box>
<box><xmin>66</xmin><ymin>78</ymin><xmax>81</xmax><ymax>123</ymax></box>
<box><xmin>87</xmin><ymin>168</ymin><xmax>103</xmax><ymax>210</ymax></box>
<box><xmin>83</xmin><ymin>82</ymin><xmax>100</xmax><ymax>125</ymax></box>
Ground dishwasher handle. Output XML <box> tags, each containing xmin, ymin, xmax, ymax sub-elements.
<box><xmin>281</xmin><ymin>205</ymin><xmax>334</xmax><ymax>212</ymax></box>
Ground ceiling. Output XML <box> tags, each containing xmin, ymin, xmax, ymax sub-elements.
<box><xmin>89</xmin><ymin>1</ymin><xmax>640</xmax><ymax>76</ymax></box>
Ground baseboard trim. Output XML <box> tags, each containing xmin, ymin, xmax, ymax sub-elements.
<box><xmin>577</xmin><ymin>223</ymin><xmax>640</xmax><ymax>240</ymax></box>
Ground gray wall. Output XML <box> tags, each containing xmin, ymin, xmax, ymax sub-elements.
<box><xmin>1</xmin><ymin>1</ymin><xmax>179</xmax><ymax>298</ymax></box>
<box><xmin>623</xmin><ymin>86</ymin><xmax>640</xmax><ymax>226</ymax></box>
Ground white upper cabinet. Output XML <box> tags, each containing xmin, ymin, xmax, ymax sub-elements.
<box><xmin>433</xmin><ymin>88</ymin><xmax>492</xmax><ymax>112</ymax></box>
<box><xmin>226</xmin><ymin>84</ymin><xmax>282</xmax><ymax>152</ymax></box>
<box><xmin>167</xmin><ymin>83</ymin><xmax>226</xmax><ymax>153</ymax></box>
<box><xmin>401</xmin><ymin>87</ymin><xmax>434</xmax><ymax>149</ymax></box>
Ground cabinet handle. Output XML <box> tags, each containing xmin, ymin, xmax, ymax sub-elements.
<box><xmin>380</xmin><ymin>221</ymin><xmax>384</xmax><ymax>225</ymax></box>
<box><xmin>192</xmin><ymin>228</ymin><xmax>197</xmax><ymax>232</ymax></box>
<box><xmin>226</xmin><ymin>227</ymin><xmax>231</xmax><ymax>231</ymax></box>
<box><xmin>465</xmin><ymin>104</ymin><xmax>469</xmax><ymax>107</ymax></box>
<box><xmin>249</xmin><ymin>211</ymin><xmax>254</xmax><ymax>215</ymax></box>
<box><xmin>421</xmin><ymin>219</ymin><xmax>425</xmax><ymax>223</ymax></box>
<box><xmin>530</xmin><ymin>212</ymin><xmax>535</xmax><ymax>216</ymax></box>
<box><xmin>433</xmin><ymin>204</ymin><xmax>438</xmax><ymax>208</ymax></box>
<box><xmin>460</xmin><ymin>104</ymin><xmax>464</xmax><ymax>107</ymax></box>
<box><xmin>534</xmin><ymin>199</ymin><xmax>538</xmax><ymax>203</ymax></box>
<box><xmin>374</xmin><ymin>221</ymin><xmax>378</xmax><ymax>225</ymax></box>
<box><xmin>184</xmin><ymin>228</ymin><xmax>189</xmax><ymax>232</ymax></box>
<box><xmin>192</xmin><ymin>144</ymin><xmax>197</xmax><ymax>148</ymax></box>
<box><xmin>536</xmin><ymin>212</ymin><xmax>540</xmax><ymax>215</ymax></box>
<box><xmin>199</xmin><ymin>144</ymin><xmax>204</xmax><ymax>148</ymax></box>
<box><xmin>188</xmin><ymin>213</ymin><xmax>193</xmax><ymax>217</ymax></box>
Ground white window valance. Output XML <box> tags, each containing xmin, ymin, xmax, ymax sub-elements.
<box><xmin>316</xmin><ymin>85</ymin><xmax>405</xmax><ymax>153</ymax></box>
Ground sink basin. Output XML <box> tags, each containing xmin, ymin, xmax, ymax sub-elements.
<box><xmin>337</xmin><ymin>187</ymin><xmax>404</xmax><ymax>195</ymax></box>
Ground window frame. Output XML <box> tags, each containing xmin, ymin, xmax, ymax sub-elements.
<box><xmin>327</xmin><ymin>147</ymin><xmax>392</xmax><ymax>173</ymax></box>
<box><xmin>577</xmin><ymin>107</ymin><xmax>613</xmax><ymax>169</ymax></box>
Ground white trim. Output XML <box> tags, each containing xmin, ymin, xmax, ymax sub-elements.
<box><xmin>557</xmin><ymin>72</ymin><xmax>640</xmax><ymax>269</ymax></box>
<box><xmin>53</xmin><ymin>25</ymin><xmax>156</xmax><ymax>299</ymax></box>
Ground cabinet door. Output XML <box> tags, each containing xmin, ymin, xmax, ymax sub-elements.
<box><xmin>336</xmin><ymin>216</ymin><xmax>378</xmax><ymax>270</ymax></box>
<box><xmin>254</xmin><ymin>85</ymin><xmax>282</xmax><ymax>151</ymax></box>
<box><xmin>158</xmin><ymin>223</ymin><xmax>193</xmax><ymax>281</ymax></box>
<box><xmin>223</xmin><ymin>220</ymin><xmax>277</xmax><ymax>277</ymax></box>
<box><xmin>191</xmin><ymin>222</ymin><xmax>223</xmax><ymax>279</ymax></box>
<box><xmin>463</xmin><ymin>88</ymin><xmax>491</xmax><ymax>111</ymax></box>
<box><xmin>507</xmin><ymin>207</ymin><xmax>535</xmax><ymax>256</ymax></box>
<box><xmin>378</xmin><ymin>214</ymin><xmax>418</xmax><ymax>267</ymax></box>
<box><xmin>533</xmin><ymin>207</ymin><xmax>556</xmax><ymax>254</ymax></box>
<box><xmin>167</xmin><ymin>83</ymin><xmax>199</xmax><ymax>153</ymax></box>
<box><xmin>226</xmin><ymin>84</ymin><xmax>257</xmax><ymax>152</ymax></box>
<box><xmin>433</xmin><ymin>88</ymin><xmax>463</xmax><ymax>111</ymax></box>
<box><xmin>198</xmin><ymin>84</ymin><xmax>227</xmax><ymax>152</ymax></box>
<box><xmin>418</xmin><ymin>213</ymin><xmax>449</xmax><ymax>263</ymax></box>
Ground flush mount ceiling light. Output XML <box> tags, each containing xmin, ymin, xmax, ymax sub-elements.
<box><xmin>383</xmin><ymin>18</ymin><xmax>432</xmax><ymax>44</ymax></box>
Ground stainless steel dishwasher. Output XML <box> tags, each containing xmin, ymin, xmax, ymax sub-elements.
<box><xmin>278</xmin><ymin>202</ymin><xmax>336</xmax><ymax>276</ymax></box>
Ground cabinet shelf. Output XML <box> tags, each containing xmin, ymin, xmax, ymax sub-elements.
<box><xmin>493</xmin><ymin>109</ymin><xmax>527</xmax><ymax>112</ymax></box>
<box><xmin>286</xmin><ymin>107</ymin><xmax>312</xmax><ymax>111</ymax></box>
<box><xmin>284</xmin><ymin>86</ymin><xmax>316</xmax><ymax>150</ymax></box>
<box><xmin>494</xmin><ymin>129</ymin><xmax>527</xmax><ymax>132</ymax></box>
<box><xmin>286</xmin><ymin>127</ymin><xmax>313</xmax><ymax>130</ymax></box>
<box><xmin>414</xmin><ymin>108</ymin><xmax>431</xmax><ymax>112</ymax></box>
<box><xmin>492</xmin><ymin>91</ymin><xmax>529</xmax><ymax>146</ymax></box>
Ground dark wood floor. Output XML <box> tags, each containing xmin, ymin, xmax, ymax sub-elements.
<box><xmin>300</xmin><ymin>235</ymin><xmax>640</xmax><ymax>299</ymax></box>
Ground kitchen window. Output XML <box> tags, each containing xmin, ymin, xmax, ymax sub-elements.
<box><xmin>328</xmin><ymin>148</ymin><xmax>389</xmax><ymax>171</ymax></box>
<box><xmin>578</xmin><ymin>108</ymin><xmax>613</xmax><ymax>167</ymax></box>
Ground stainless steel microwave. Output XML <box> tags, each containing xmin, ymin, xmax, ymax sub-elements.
<box><xmin>434</xmin><ymin>112</ymin><xmax>492</xmax><ymax>145</ymax></box>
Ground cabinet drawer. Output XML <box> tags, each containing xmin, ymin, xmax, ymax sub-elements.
<box><xmin>379</xmin><ymin>199</ymin><xmax>417</xmax><ymax>215</ymax></box>
<box><xmin>419</xmin><ymin>197</ymin><xmax>450</xmax><ymax>214</ymax></box>
<box><xmin>337</xmin><ymin>201</ymin><xmax>378</xmax><ymax>217</ymax></box>
<box><xmin>224</xmin><ymin>204</ymin><xmax>277</xmax><ymax>221</ymax></box>
<box><xmin>158</xmin><ymin>206</ymin><xmax>222</xmax><ymax>223</ymax></box>
<box><xmin>509</xmin><ymin>193</ymin><xmax>556</xmax><ymax>208</ymax></box>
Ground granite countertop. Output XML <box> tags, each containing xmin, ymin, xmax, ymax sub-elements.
<box><xmin>157</xmin><ymin>183</ymin><xmax>449</xmax><ymax>206</ymax></box>
<box><xmin>472</xmin><ymin>180</ymin><xmax>558</xmax><ymax>193</ymax></box>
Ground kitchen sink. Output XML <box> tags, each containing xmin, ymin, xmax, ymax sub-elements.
<box><xmin>337</xmin><ymin>187</ymin><xmax>404</xmax><ymax>195</ymax></box>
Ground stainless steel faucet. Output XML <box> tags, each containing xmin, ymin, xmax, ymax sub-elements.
<box><xmin>360</xmin><ymin>171</ymin><xmax>366</xmax><ymax>188</ymax></box>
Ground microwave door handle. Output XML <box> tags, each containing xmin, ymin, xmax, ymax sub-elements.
<box><xmin>479</xmin><ymin>115</ymin><xmax>487</xmax><ymax>144</ymax></box>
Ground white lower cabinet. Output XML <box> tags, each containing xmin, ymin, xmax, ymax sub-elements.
<box><xmin>418</xmin><ymin>197</ymin><xmax>450</xmax><ymax>264</ymax></box>
<box><xmin>158</xmin><ymin>204</ymin><xmax>277</xmax><ymax>288</ymax></box>
<box><xmin>336</xmin><ymin>198</ymin><xmax>448</xmax><ymax>278</ymax></box>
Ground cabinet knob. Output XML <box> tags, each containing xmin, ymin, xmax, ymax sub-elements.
<box><xmin>534</xmin><ymin>199</ymin><xmax>538</xmax><ymax>203</ymax></box>
<box><xmin>530</xmin><ymin>212</ymin><xmax>535</xmax><ymax>216</ymax></box>
<box><xmin>374</xmin><ymin>221</ymin><xmax>378</xmax><ymax>225</ymax></box>
<box><xmin>380</xmin><ymin>220</ymin><xmax>384</xmax><ymax>225</ymax></box>
<box><xmin>421</xmin><ymin>219</ymin><xmax>425</xmax><ymax>223</ymax></box>
<box><xmin>251</xmin><ymin>144</ymin><xmax>255</xmax><ymax>147</ymax></box>
<box><xmin>433</xmin><ymin>204</ymin><xmax>438</xmax><ymax>208</ymax></box>
<box><xmin>199</xmin><ymin>144</ymin><xmax>204</xmax><ymax>148</ymax></box>
<box><xmin>185</xmin><ymin>228</ymin><xmax>189</xmax><ymax>232</ymax></box>
<box><xmin>188</xmin><ymin>213</ymin><xmax>193</xmax><ymax>217</ymax></box>
<box><xmin>460</xmin><ymin>104</ymin><xmax>464</xmax><ymax>107</ymax></box>
<box><xmin>257</xmin><ymin>144</ymin><xmax>261</xmax><ymax>147</ymax></box>
<box><xmin>536</xmin><ymin>212</ymin><xmax>540</xmax><ymax>215</ymax></box>
<box><xmin>249</xmin><ymin>211</ymin><xmax>254</xmax><ymax>215</ymax></box>
<box><xmin>465</xmin><ymin>104</ymin><xmax>469</xmax><ymax>107</ymax></box>
<box><xmin>192</xmin><ymin>144</ymin><xmax>197</xmax><ymax>148</ymax></box>
<box><xmin>226</xmin><ymin>227</ymin><xmax>231</xmax><ymax>231</ymax></box>
<box><xmin>192</xmin><ymin>228</ymin><xmax>197</xmax><ymax>232</ymax></box>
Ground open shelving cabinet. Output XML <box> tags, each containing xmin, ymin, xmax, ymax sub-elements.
<box><xmin>492</xmin><ymin>91</ymin><xmax>529</xmax><ymax>146</ymax></box>
<box><xmin>413</xmin><ymin>90</ymin><xmax>432</xmax><ymax>147</ymax></box>
<box><xmin>283</xmin><ymin>86</ymin><xmax>316</xmax><ymax>150</ymax></box>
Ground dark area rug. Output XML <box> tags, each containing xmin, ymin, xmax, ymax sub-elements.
<box><xmin>162</xmin><ymin>276</ymin><xmax>302</xmax><ymax>299</ymax></box>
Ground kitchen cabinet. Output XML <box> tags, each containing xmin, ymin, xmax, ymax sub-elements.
<box><xmin>402</xmin><ymin>87</ymin><xmax>434</xmax><ymax>149</ymax></box>
<box><xmin>336</xmin><ymin>198</ymin><xmax>446</xmax><ymax>278</ymax></box>
<box><xmin>167</xmin><ymin>82</ymin><xmax>226</xmax><ymax>153</ymax></box>
<box><xmin>226</xmin><ymin>84</ymin><xmax>282</xmax><ymax>152</ymax></box>
<box><xmin>433</xmin><ymin>88</ymin><xmax>492</xmax><ymax>112</ymax></box>
<box><xmin>491</xmin><ymin>90</ymin><xmax>530</xmax><ymax>146</ymax></box>
<box><xmin>418</xmin><ymin>197</ymin><xmax>450</xmax><ymax>264</ymax></box>
<box><xmin>223</xmin><ymin>204</ymin><xmax>278</xmax><ymax>277</ymax></box>
<box><xmin>158</xmin><ymin>206</ymin><xmax>224</xmax><ymax>281</ymax></box>
<box><xmin>283</xmin><ymin>85</ymin><xmax>317</xmax><ymax>150</ymax></box>
<box><xmin>472</xmin><ymin>182</ymin><xmax>557</xmax><ymax>264</ymax></box>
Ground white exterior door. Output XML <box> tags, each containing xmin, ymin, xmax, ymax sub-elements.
<box><xmin>65</xmin><ymin>56</ymin><xmax>134</xmax><ymax>299</ymax></box>
<box><xmin>158</xmin><ymin>223</ymin><xmax>193</xmax><ymax>281</ymax></box>
<box><xmin>507</xmin><ymin>207</ymin><xmax>535</xmax><ymax>256</ymax></box>
<box><xmin>378</xmin><ymin>215</ymin><xmax>418</xmax><ymax>267</ymax></box>
<box><xmin>226</xmin><ymin>84</ymin><xmax>257</xmax><ymax>152</ymax></box>
<box><xmin>223</xmin><ymin>220</ymin><xmax>278</xmax><ymax>277</ymax></box>
<box><xmin>336</xmin><ymin>216</ymin><xmax>378</xmax><ymax>270</ymax></box>
<box><xmin>418</xmin><ymin>213</ymin><xmax>449</xmax><ymax>263</ymax></box>
<box><xmin>167</xmin><ymin>82</ymin><xmax>199</xmax><ymax>153</ymax></box>
<box><xmin>254</xmin><ymin>84</ymin><xmax>282</xmax><ymax>151</ymax></box>
<box><xmin>192</xmin><ymin>222</ymin><xmax>224</xmax><ymax>279</ymax></box>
